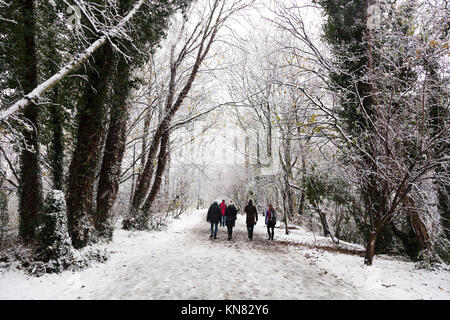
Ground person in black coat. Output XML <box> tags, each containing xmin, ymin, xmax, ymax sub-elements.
<box><xmin>207</xmin><ymin>201</ymin><xmax>222</xmax><ymax>239</ymax></box>
<box><xmin>225</xmin><ymin>201</ymin><xmax>238</xmax><ymax>240</ymax></box>
<box><xmin>244</xmin><ymin>199</ymin><xmax>258</xmax><ymax>240</ymax></box>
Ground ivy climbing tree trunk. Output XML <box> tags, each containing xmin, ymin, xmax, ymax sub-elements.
<box><xmin>66</xmin><ymin>43</ymin><xmax>115</xmax><ymax>249</ymax></box>
<box><xmin>48</xmin><ymin>93</ymin><xmax>64</xmax><ymax>190</ymax></box>
<box><xmin>18</xmin><ymin>0</ymin><xmax>43</xmax><ymax>242</ymax></box>
<box><xmin>95</xmin><ymin>58</ymin><xmax>131</xmax><ymax>239</ymax></box>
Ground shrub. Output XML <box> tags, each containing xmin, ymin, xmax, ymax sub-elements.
<box><xmin>35</xmin><ymin>190</ymin><xmax>73</xmax><ymax>272</ymax></box>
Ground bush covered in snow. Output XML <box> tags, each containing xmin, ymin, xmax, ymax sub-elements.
<box><xmin>27</xmin><ymin>190</ymin><xmax>110</xmax><ymax>275</ymax></box>
<box><xmin>35</xmin><ymin>190</ymin><xmax>73</xmax><ymax>271</ymax></box>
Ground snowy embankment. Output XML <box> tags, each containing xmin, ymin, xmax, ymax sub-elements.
<box><xmin>275</xmin><ymin>226</ymin><xmax>450</xmax><ymax>300</ymax></box>
<box><xmin>0</xmin><ymin>209</ymin><xmax>449</xmax><ymax>300</ymax></box>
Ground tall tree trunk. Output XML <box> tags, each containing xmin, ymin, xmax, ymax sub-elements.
<box><xmin>126</xmin><ymin>130</ymin><xmax>170</xmax><ymax>230</ymax></box>
<box><xmin>284</xmin><ymin>195</ymin><xmax>290</xmax><ymax>235</ymax></box>
<box><xmin>405</xmin><ymin>196</ymin><xmax>431</xmax><ymax>251</ymax></box>
<box><xmin>129</xmin><ymin>144</ymin><xmax>136</xmax><ymax>206</ymax></box>
<box><xmin>66</xmin><ymin>44</ymin><xmax>114</xmax><ymax>248</ymax></box>
<box><xmin>141</xmin><ymin>130</ymin><xmax>171</xmax><ymax>217</ymax></box>
<box><xmin>48</xmin><ymin>90</ymin><xmax>64</xmax><ymax>190</ymax></box>
<box><xmin>425</xmin><ymin>48</ymin><xmax>450</xmax><ymax>244</ymax></box>
<box><xmin>245</xmin><ymin>136</ymin><xmax>249</xmax><ymax>169</ymax></box>
<box><xmin>256</xmin><ymin>131</ymin><xmax>261</xmax><ymax>167</ymax></box>
<box><xmin>140</xmin><ymin>108</ymin><xmax>153</xmax><ymax>176</ymax></box>
<box><xmin>284</xmin><ymin>174</ymin><xmax>293</xmax><ymax>220</ymax></box>
<box><xmin>95</xmin><ymin>58</ymin><xmax>131</xmax><ymax>239</ymax></box>
<box><xmin>130</xmin><ymin>123</ymin><xmax>165</xmax><ymax>212</ymax></box>
<box><xmin>299</xmin><ymin>191</ymin><xmax>306</xmax><ymax>216</ymax></box>
<box><xmin>281</xmin><ymin>133</ymin><xmax>294</xmax><ymax>220</ymax></box>
<box><xmin>266</xmin><ymin>103</ymin><xmax>272</xmax><ymax>160</ymax></box>
<box><xmin>164</xmin><ymin>139</ymin><xmax>171</xmax><ymax>195</ymax></box>
<box><xmin>298</xmin><ymin>143</ymin><xmax>307</xmax><ymax>217</ymax></box>
<box><xmin>364</xmin><ymin>231</ymin><xmax>378</xmax><ymax>266</ymax></box>
<box><xmin>18</xmin><ymin>0</ymin><xmax>42</xmax><ymax>242</ymax></box>
<box><xmin>47</xmin><ymin>42</ymin><xmax>65</xmax><ymax>191</ymax></box>
<box><xmin>38</xmin><ymin>1</ymin><xmax>65</xmax><ymax>191</ymax></box>
<box><xmin>130</xmin><ymin>61</ymin><xmax>176</xmax><ymax>215</ymax></box>
<box><xmin>291</xmin><ymin>189</ymin><xmax>297</xmax><ymax>221</ymax></box>
<box><xmin>438</xmin><ymin>183</ymin><xmax>450</xmax><ymax>242</ymax></box>
<box><xmin>314</xmin><ymin>203</ymin><xmax>331</xmax><ymax>237</ymax></box>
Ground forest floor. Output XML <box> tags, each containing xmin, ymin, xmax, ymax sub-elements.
<box><xmin>0</xmin><ymin>209</ymin><xmax>449</xmax><ymax>299</ymax></box>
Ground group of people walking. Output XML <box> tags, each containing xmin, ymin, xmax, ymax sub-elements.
<box><xmin>206</xmin><ymin>199</ymin><xmax>277</xmax><ymax>241</ymax></box>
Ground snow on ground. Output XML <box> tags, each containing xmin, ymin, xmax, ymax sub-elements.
<box><xmin>275</xmin><ymin>225</ymin><xmax>450</xmax><ymax>300</ymax></box>
<box><xmin>0</xmin><ymin>209</ymin><xmax>449</xmax><ymax>300</ymax></box>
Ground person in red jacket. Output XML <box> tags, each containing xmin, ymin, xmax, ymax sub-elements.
<box><xmin>219</xmin><ymin>200</ymin><xmax>227</xmax><ymax>227</ymax></box>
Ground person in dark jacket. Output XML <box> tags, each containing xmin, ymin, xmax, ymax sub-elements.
<box><xmin>265</xmin><ymin>203</ymin><xmax>277</xmax><ymax>240</ymax></box>
<box><xmin>225</xmin><ymin>201</ymin><xmax>238</xmax><ymax>240</ymax></box>
<box><xmin>207</xmin><ymin>201</ymin><xmax>222</xmax><ymax>239</ymax></box>
<box><xmin>219</xmin><ymin>200</ymin><xmax>227</xmax><ymax>227</ymax></box>
<box><xmin>244</xmin><ymin>199</ymin><xmax>258</xmax><ymax>240</ymax></box>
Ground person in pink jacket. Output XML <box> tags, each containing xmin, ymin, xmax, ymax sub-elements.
<box><xmin>265</xmin><ymin>203</ymin><xmax>277</xmax><ymax>240</ymax></box>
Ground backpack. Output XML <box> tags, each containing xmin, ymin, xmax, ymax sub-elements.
<box><xmin>269</xmin><ymin>209</ymin><xmax>276</xmax><ymax>222</ymax></box>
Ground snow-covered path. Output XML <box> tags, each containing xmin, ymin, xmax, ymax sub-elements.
<box><xmin>1</xmin><ymin>209</ymin><xmax>383</xmax><ymax>300</ymax></box>
<box><xmin>76</xmin><ymin>210</ymin><xmax>380</xmax><ymax>299</ymax></box>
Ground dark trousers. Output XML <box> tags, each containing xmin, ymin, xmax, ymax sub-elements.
<box><xmin>247</xmin><ymin>224</ymin><xmax>254</xmax><ymax>239</ymax></box>
<box><xmin>210</xmin><ymin>222</ymin><xmax>218</xmax><ymax>237</ymax></box>
<box><xmin>227</xmin><ymin>226</ymin><xmax>233</xmax><ymax>239</ymax></box>
<box><xmin>267</xmin><ymin>224</ymin><xmax>274</xmax><ymax>240</ymax></box>
<box><xmin>220</xmin><ymin>215</ymin><xmax>226</xmax><ymax>227</ymax></box>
